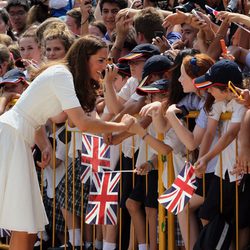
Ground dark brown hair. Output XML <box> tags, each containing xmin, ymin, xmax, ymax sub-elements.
<box><xmin>204</xmin><ymin>78</ymin><xmax>243</xmax><ymax>113</ymax></box>
<box><xmin>99</xmin><ymin>0</ymin><xmax>127</xmax><ymax>13</ymax></box>
<box><xmin>66</xmin><ymin>8</ymin><xmax>82</xmax><ymax>29</ymax></box>
<box><xmin>66</xmin><ymin>35</ymin><xmax>107</xmax><ymax>112</ymax></box>
<box><xmin>89</xmin><ymin>20</ymin><xmax>107</xmax><ymax>37</ymax></box>
<box><xmin>134</xmin><ymin>7</ymin><xmax>165</xmax><ymax>43</ymax></box>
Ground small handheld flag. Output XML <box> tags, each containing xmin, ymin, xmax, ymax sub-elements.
<box><xmin>0</xmin><ymin>228</ymin><xmax>11</xmax><ymax>238</ymax></box>
<box><xmin>158</xmin><ymin>162</ymin><xmax>197</xmax><ymax>215</ymax></box>
<box><xmin>85</xmin><ymin>171</ymin><xmax>120</xmax><ymax>225</ymax></box>
<box><xmin>80</xmin><ymin>133</ymin><xmax>111</xmax><ymax>184</ymax></box>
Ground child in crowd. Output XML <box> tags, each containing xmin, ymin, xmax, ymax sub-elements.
<box><xmin>101</xmin><ymin>44</ymin><xmax>160</xmax><ymax>250</ymax></box>
<box><xmin>0</xmin><ymin>68</ymin><xmax>28</xmax><ymax>114</ymax></box>
<box><xmin>0</xmin><ymin>68</ymin><xmax>29</xmax><ymax>241</ymax></box>
<box><xmin>34</xmin><ymin>124</ymin><xmax>67</xmax><ymax>250</ymax></box>
<box><xmin>194</xmin><ymin>60</ymin><xmax>250</xmax><ymax>249</ymax></box>
<box><xmin>43</xmin><ymin>28</ymin><xmax>75</xmax><ymax>61</ymax></box>
<box><xmin>141</xmin><ymin>53</ymin><xmax>215</xmax><ymax>249</ymax></box>
<box><xmin>18</xmin><ymin>27</ymin><xmax>42</xmax><ymax>66</ymax></box>
<box><xmin>18</xmin><ymin>27</ymin><xmax>43</xmax><ymax>79</ymax></box>
<box><xmin>101</xmin><ymin>62</ymin><xmax>131</xmax><ymax>250</ymax></box>
<box><xmin>126</xmin><ymin>79</ymin><xmax>169</xmax><ymax>250</ymax></box>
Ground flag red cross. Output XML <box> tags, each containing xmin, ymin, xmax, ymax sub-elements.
<box><xmin>82</xmin><ymin>136</ymin><xmax>110</xmax><ymax>172</ymax></box>
<box><xmin>168</xmin><ymin>166</ymin><xmax>194</xmax><ymax>212</ymax></box>
<box><xmin>88</xmin><ymin>173</ymin><xmax>117</xmax><ymax>224</ymax></box>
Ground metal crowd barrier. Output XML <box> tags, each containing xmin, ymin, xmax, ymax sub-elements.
<box><xmin>0</xmin><ymin>111</ymin><xmax>239</xmax><ymax>250</ymax></box>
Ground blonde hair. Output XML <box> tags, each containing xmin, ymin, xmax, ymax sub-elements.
<box><xmin>0</xmin><ymin>34</ymin><xmax>13</xmax><ymax>47</ymax></box>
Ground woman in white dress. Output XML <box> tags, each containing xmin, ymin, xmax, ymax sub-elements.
<box><xmin>0</xmin><ymin>35</ymin><xmax>134</xmax><ymax>250</ymax></box>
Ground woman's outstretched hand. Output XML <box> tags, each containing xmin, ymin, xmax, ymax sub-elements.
<box><xmin>121</xmin><ymin>114</ymin><xmax>136</xmax><ymax>130</ymax></box>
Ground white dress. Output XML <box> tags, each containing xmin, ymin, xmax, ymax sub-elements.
<box><xmin>0</xmin><ymin>65</ymin><xmax>81</xmax><ymax>233</ymax></box>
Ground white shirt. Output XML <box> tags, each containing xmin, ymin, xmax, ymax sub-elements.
<box><xmin>135</xmin><ymin>125</ymin><xmax>156</xmax><ymax>168</ymax></box>
<box><xmin>162</xmin><ymin>128</ymin><xmax>186</xmax><ymax>189</ymax></box>
<box><xmin>117</xmin><ymin>77</ymin><xmax>138</xmax><ymax>102</ymax></box>
<box><xmin>117</xmin><ymin>76</ymin><xmax>140</xmax><ymax>158</ymax></box>
<box><xmin>209</xmin><ymin>99</ymin><xmax>247</xmax><ymax>182</ymax></box>
<box><xmin>44</xmin><ymin>126</ymin><xmax>66</xmax><ymax>198</ymax></box>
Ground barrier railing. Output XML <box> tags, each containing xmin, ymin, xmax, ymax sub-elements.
<box><xmin>0</xmin><ymin>111</ymin><xmax>238</xmax><ymax>250</ymax></box>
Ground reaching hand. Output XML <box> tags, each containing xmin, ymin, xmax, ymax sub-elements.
<box><xmin>235</xmin><ymin>147</ymin><xmax>250</xmax><ymax>175</ymax></box>
<box><xmin>139</xmin><ymin>101</ymin><xmax>162</xmax><ymax>117</ymax></box>
<box><xmin>194</xmin><ymin>157</ymin><xmax>207</xmax><ymax>178</ymax></box>
<box><xmin>36</xmin><ymin>145</ymin><xmax>52</xmax><ymax>169</ymax></box>
<box><xmin>104</xmin><ymin>64</ymin><xmax>118</xmax><ymax>85</ymax></box>
<box><xmin>163</xmin><ymin>10</ymin><xmax>190</xmax><ymax>27</ymax></box>
<box><xmin>136</xmin><ymin>161</ymin><xmax>152</xmax><ymax>175</ymax></box>
<box><xmin>80</xmin><ymin>0</ymin><xmax>92</xmax><ymax>20</ymax></box>
<box><xmin>152</xmin><ymin>36</ymin><xmax>170</xmax><ymax>53</ymax></box>
<box><xmin>121</xmin><ymin>114</ymin><xmax>136</xmax><ymax>129</ymax></box>
<box><xmin>235</xmin><ymin>89</ymin><xmax>250</xmax><ymax>108</ymax></box>
<box><xmin>126</xmin><ymin>119</ymin><xmax>142</xmax><ymax>135</ymax></box>
<box><xmin>103</xmin><ymin>133</ymin><xmax>112</xmax><ymax>145</ymax></box>
<box><xmin>130</xmin><ymin>0</ymin><xmax>143</xmax><ymax>9</ymax></box>
<box><xmin>216</xmin><ymin>11</ymin><xmax>240</xmax><ymax>23</ymax></box>
<box><xmin>166</xmin><ymin>104</ymin><xmax>181</xmax><ymax>115</ymax></box>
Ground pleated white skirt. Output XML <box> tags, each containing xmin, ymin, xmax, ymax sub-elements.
<box><xmin>0</xmin><ymin>113</ymin><xmax>48</xmax><ymax>233</ymax></box>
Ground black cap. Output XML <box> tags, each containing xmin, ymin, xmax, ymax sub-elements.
<box><xmin>142</xmin><ymin>55</ymin><xmax>173</xmax><ymax>79</ymax></box>
<box><xmin>137</xmin><ymin>55</ymin><xmax>173</xmax><ymax>88</ymax></box>
<box><xmin>136</xmin><ymin>79</ymin><xmax>169</xmax><ymax>96</ymax></box>
<box><xmin>194</xmin><ymin>60</ymin><xmax>242</xmax><ymax>89</ymax></box>
<box><xmin>116</xmin><ymin>63</ymin><xmax>131</xmax><ymax>77</ymax></box>
<box><xmin>118</xmin><ymin>44</ymin><xmax>160</xmax><ymax>63</ymax></box>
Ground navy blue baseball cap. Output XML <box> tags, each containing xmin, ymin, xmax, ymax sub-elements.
<box><xmin>0</xmin><ymin>68</ymin><xmax>29</xmax><ymax>86</ymax></box>
<box><xmin>118</xmin><ymin>44</ymin><xmax>160</xmax><ymax>63</ymax></box>
<box><xmin>136</xmin><ymin>79</ymin><xmax>169</xmax><ymax>96</ymax></box>
<box><xmin>137</xmin><ymin>55</ymin><xmax>173</xmax><ymax>88</ymax></box>
<box><xmin>116</xmin><ymin>63</ymin><xmax>131</xmax><ymax>77</ymax></box>
<box><xmin>194</xmin><ymin>60</ymin><xmax>242</xmax><ymax>89</ymax></box>
<box><xmin>142</xmin><ymin>55</ymin><xmax>173</xmax><ymax>79</ymax></box>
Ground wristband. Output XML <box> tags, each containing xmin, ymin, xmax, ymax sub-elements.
<box><xmin>147</xmin><ymin>160</ymin><xmax>155</xmax><ymax>171</ymax></box>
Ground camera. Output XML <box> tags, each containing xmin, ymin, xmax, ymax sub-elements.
<box><xmin>15</xmin><ymin>58</ymin><xmax>25</xmax><ymax>69</ymax></box>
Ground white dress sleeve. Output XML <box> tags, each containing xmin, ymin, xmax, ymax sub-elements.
<box><xmin>49</xmin><ymin>68</ymin><xmax>81</xmax><ymax>110</ymax></box>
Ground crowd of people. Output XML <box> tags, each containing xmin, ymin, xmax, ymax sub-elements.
<box><xmin>0</xmin><ymin>0</ymin><xmax>249</xmax><ymax>249</ymax></box>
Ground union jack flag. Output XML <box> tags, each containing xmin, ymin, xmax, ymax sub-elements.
<box><xmin>80</xmin><ymin>133</ymin><xmax>111</xmax><ymax>184</ymax></box>
<box><xmin>0</xmin><ymin>228</ymin><xmax>10</xmax><ymax>238</ymax></box>
<box><xmin>158</xmin><ymin>162</ymin><xmax>197</xmax><ymax>215</ymax></box>
<box><xmin>85</xmin><ymin>171</ymin><xmax>120</xmax><ymax>225</ymax></box>
<box><xmin>80</xmin><ymin>164</ymin><xmax>92</xmax><ymax>184</ymax></box>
